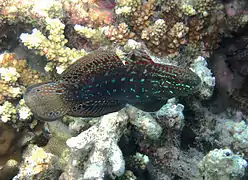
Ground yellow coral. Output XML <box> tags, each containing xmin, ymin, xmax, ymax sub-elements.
<box><xmin>180</xmin><ymin>4</ymin><xmax>196</xmax><ymax>16</ymax></box>
<box><xmin>0</xmin><ymin>101</ymin><xmax>17</xmax><ymax>123</ymax></box>
<box><xmin>20</xmin><ymin>18</ymin><xmax>87</xmax><ymax>74</ymax></box>
<box><xmin>15</xmin><ymin>145</ymin><xmax>59</xmax><ymax>178</ymax></box>
<box><xmin>0</xmin><ymin>67</ymin><xmax>20</xmax><ymax>82</ymax></box>
<box><xmin>74</xmin><ymin>24</ymin><xmax>105</xmax><ymax>43</ymax></box>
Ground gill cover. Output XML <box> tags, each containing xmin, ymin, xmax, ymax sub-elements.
<box><xmin>24</xmin><ymin>82</ymin><xmax>69</xmax><ymax>121</ymax></box>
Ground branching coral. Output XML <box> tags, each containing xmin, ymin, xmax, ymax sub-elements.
<box><xmin>0</xmin><ymin>53</ymin><xmax>43</xmax><ymax>130</ymax></box>
<box><xmin>0</xmin><ymin>53</ymin><xmax>43</xmax><ymax>104</ymax></box>
<box><xmin>0</xmin><ymin>101</ymin><xmax>17</xmax><ymax>123</ymax></box>
<box><xmin>20</xmin><ymin>18</ymin><xmax>87</xmax><ymax>74</ymax></box>
<box><xmin>105</xmin><ymin>23</ymin><xmax>136</xmax><ymax>45</ymax></box>
<box><xmin>109</xmin><ymin>0</ymin><xmax>247</xmax><ymax>56</ymax></box>
<box><xmin>115</xmin><ymin>0</ymin><xmax>155</xmax><ymax>37</ymax></box>
<box><xmin>74</xmin><ymin>24</ymin><xmax>105</xmax><ymax>44</ymax></box>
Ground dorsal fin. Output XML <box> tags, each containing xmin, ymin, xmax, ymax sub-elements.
<box><xmin>60</xmin><ymin>50</ymin><xmax>124</xmax><ymax>84</ymax></box>
<box><xmin>125</xmin><ymin>50</ymin><xmax>155</xmax><ymax>65</ymax></box>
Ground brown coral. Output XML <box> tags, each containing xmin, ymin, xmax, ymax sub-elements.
<box><xmin>141</xmin><ymin>19</ymin><xmax>168</xmax><ymax>54</ymax></box>
<box><xmin>0</xmin><ymin>53</ymin><xmax>44</xmax><ymax>104</ymax></box>
<box><xmin>141</xmin><ymin>20</ymin><xmax>188</xmax><ymax>55</ymax></box>
<box><xmin>105</xmin><ymin>22</ymin><xmax>136</xmax><ymax>45</ymax></box>
<box><xmin>0</xmin><ymin>53</ymin><xmax>43</xmax><ymax>86</ymax></box>
<box><xmin>130</xmin><ymin>0</ymin><xmax>155</xmax><ymax>35</ymax></box>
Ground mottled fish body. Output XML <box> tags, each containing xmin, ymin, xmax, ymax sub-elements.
<box><xmin>24</xmin><ymin>50</ymin><xmax>201</xmax><ymax>121</ymax></box>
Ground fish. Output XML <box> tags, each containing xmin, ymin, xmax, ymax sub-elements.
<box><xmin>24</xmin><ymin>50</ymin><xmax>201</xmax><ymax>121</ymax></box>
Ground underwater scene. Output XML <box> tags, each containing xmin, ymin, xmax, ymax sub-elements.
<box><xmin>1</xmin><ymin>0</ymin><xmax>248</xmax><ymax>179</ymax></box>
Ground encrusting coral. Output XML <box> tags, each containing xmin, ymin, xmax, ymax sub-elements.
<box><xmin>198</xmin><ymin>148</ymin><xmax>247</xmax><ymax>180</ymax></box>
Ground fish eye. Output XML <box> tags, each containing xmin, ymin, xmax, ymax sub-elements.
<box><xmin>55</xmin><ymin>111</ymin><xmax>60</xmax><ymax>116</ymax></box>
<box><xmin>48</xmin><ymin>111</ymin><xmax>54</xmax><ymax>116</ymax></box>
<box><xmin>72</xmin><ymin>106</ymin><xmax>77</xmax><ymax>111</ymax></box>
<box><xmin>36</xmin><ymin>89</ymin><xmax>40</xmax><ymax>92</ymax></box>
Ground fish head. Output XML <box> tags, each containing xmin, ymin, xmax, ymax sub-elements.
<box><xmin>24</xmin><ymin>82</ymin><xmax>69</xmax><ymax>121</ymax></box>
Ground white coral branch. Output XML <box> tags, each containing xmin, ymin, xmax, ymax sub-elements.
<box><xmin>66</xmin><ymin>109</ymin><xmax>128</xmax><ymax>179</ymax></box>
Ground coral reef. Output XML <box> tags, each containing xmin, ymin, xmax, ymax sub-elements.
<box><xmin>0</xmin><ymin>158</ymin><xmax>19</xmax><ymax>180</ymax></box>
<box><xmin>62</xmin><ymin>99</ymin><xmax>185</xmax><ymax>179</ymax></box>
<box><xmin>0</xmin><ymin>0</ymin><xmax>64</xmax><ymax>26</ymax></box>
<box><xmin>148</xmin><ymin>147</ymin><xmax>203</xmax><ymax>179</ymax></box>
<box><xmin>1</xmin><ymin>0</ymin><xmax>248</xmax><ymax>179</ymax></box>
<box><xmin>111</xmin><ymin>0</ymin><xmax>238</xmax><ymax>56</ymax></box>
<box><xmin>63</xmin><ymin>0</ymin><xmax>115</xmax><ymax>27</ymax></box>
<box><xmin>216</xmin><ymin>119</ymin><xmax>248</xmax><ymax>156</ymax></box>
<box><xmin>20</xmin><ymin>18</ymin><xmax>86</xmax><ymax>74</ymax></box>
<box><xmin>63</xmin><ymin>109</ymin><xmax>128</xmax><ymax>179</ymax></box>
<box><xmin>198</xmin><ymin>148</ymin><xmax>247</xmax><ymax>180</ymax></box>
<box><xmin>0</xmin><ymin>53</ymin><xmax>43</xmax><ymax>104</ymax></box>
<box><xmin>13</xmin><ymin>144</ymin><xmax>62</xmax><ymax>179</ymax></box>
<box><xmin>190</xmin><ymin>56</ymin><xmax>216</xmax><ymax>99</ymax></box>
<box><xmin>126</xmin><ymin>105</ymin><xmax>162</xmax><ymax>140</ymax></box>
<box><xmin>105</xmin><ymin>22</ymin><xmax>136</xmax><ymax>45</ymax></box>
<box><xmin>154</xmin><ymin>98</ymin><xmax>185</xmax><ymax>131</ymax></box>
<box><xmin>0</xmin><ymin>52</ymin><xmax>43</xmax><ymax>131</ymax></box>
